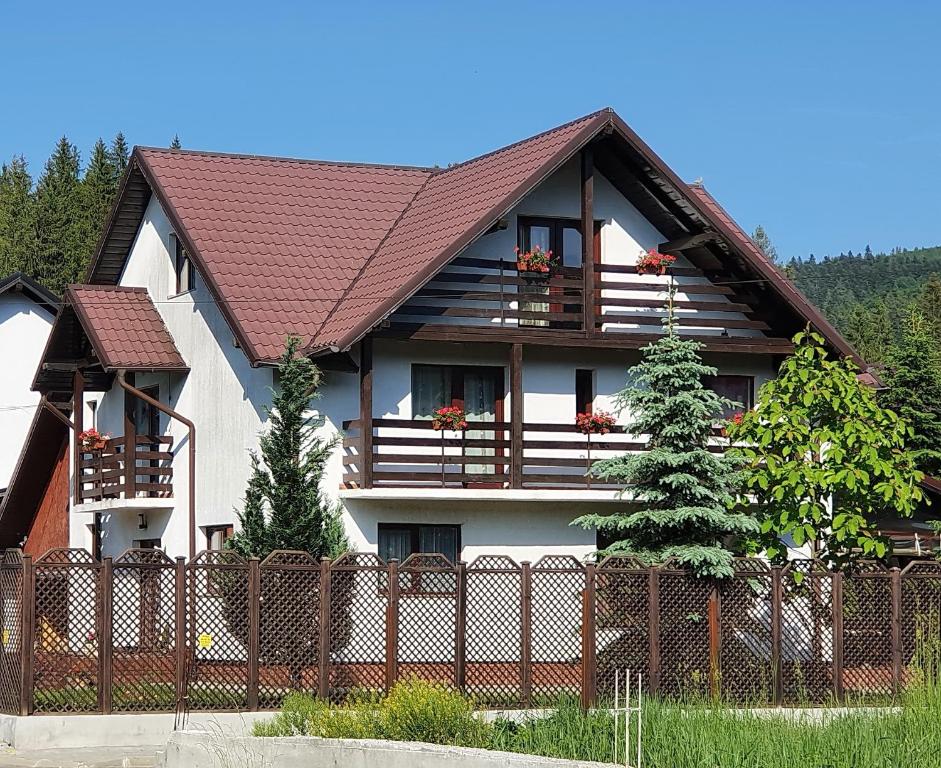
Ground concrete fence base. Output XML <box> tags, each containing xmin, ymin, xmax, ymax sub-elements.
<box><xmin>161</xmin><ymin>733</ymin><xmax>615</xmax><ymax>768</ymax></box>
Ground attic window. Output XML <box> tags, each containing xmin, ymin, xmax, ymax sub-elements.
<box><xmin>172</xmin><ymin>234</ymin><xmax>196</xmax><ymax>294</ymax></box>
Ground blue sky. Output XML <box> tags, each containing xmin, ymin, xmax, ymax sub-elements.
<box><xmin>2</xmin><ymin>1</ymin><xmax>939</xmax><ymax>260</ymax></box>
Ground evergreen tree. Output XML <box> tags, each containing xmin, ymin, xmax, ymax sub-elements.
<box><xmin>33</xmin><ymin>137</ymin><xmax>83</xmax><ymax>292</ymax></box>
<box><xmin>751</xmin><ymin>224</ymin><xmax>778</xmax><ymax>263</ymax></box>
<box><xmin>80</xmin><ymin>138</ymin><xmax>118</xmax><ymax>259</ymax></box>
<box><xmin>170</xmin><ymin>134</ymin><xmax>182</xmax><ymax>150</ymax></box>
<box><xmin>573</xmin><ymin>286</ymin><xmax>757</xmax><ymax>578</ymax></box>
<box><xmin>879</xmin><ymin>310</ymin><xmax>941</xmax><ymax>475</ymax></box>
<box><xmin>229</xmin><ymin>336</ymin><xmax>347</xmax><ymax>560</ymax></box>
<box><xmin>108</xmin><ymin>132</ymin><xmax>129</xmax><ymax>177</ymax></box>
<box><xmin>917</xmin><ymin>275</ymin><xmax>941</xmax><ymax>352</ymax></box>
<box><xmin>0</xmin><ymin>156</ymin><xmax>37</xmax><ymax>276</ymax></box>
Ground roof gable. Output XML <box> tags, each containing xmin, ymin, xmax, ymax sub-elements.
<box><xmin>0</xmin><ymin>272</ymin><xmax>58</xmax><ymax>316</ymax></box>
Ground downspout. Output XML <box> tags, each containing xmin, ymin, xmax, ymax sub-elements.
<box><xmin>116</xmin><ymin>373</ymin><xmax>197</xmax><ymax>560</ymax></box>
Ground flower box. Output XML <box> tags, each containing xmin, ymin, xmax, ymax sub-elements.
<box><xmin>514</xmin><ymin>245</ymin><xmax>556</xmax><ymax>275</ymax></box>
<box><xmin>576</xmin><ymin>411</ymin><xmax>616</xmax><ymax>435</ymax></box>
<box><xmin>432</xmin><ymin>406</ymin><xmax>468</xmax><ymax>432</ymax></box>
<box><xmin>636</xmin><ymin>248</ymin><xmax>677</xmax><ymax>276</ymax></box>
<box><xmin>78</xmin><ymin>428</ymin><xmax>110</xmax><ymax>452</ymax></box>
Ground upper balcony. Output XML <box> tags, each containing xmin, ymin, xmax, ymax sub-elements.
<box><xmin>76</xmin><ymin>434</ymin><xmax>174</xmax><ymax>511</ymax></box>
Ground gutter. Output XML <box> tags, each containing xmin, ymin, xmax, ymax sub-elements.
<box><xmin>116</xmin><ymin>373</ymin><xmax>197</xmax><ymax>560</ymax></box>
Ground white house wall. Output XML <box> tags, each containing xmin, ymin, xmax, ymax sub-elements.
<box><xmin>71</xmin><ymin>196</ymin><xmax>274</xmax><ymax>559</ymax></box>
<box><xmin>0</xmin><ymin>293</ymin><xmax>54</xmax><ymax>489</ymax></box>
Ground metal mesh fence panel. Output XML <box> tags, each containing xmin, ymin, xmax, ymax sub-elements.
<box><xmin>594</xmin><ymin>557</ymin><xmax>648</xmax><ymax>702</ymax></box>
<box><xmin>257</xmin><ymin>552</ymin><xmax>321</xmax><ymax>709</ymax></box>
<box><xmin>841</xmin><ymin>563</ymin><xmax>892</xmax><ymax>701</ymax></box>
<box><xmin>780</xmin><ymin>561</ymin><xmax>834</xmax><ymax>704</ymax></box>
<box><xmin>465</xmin><ymin>556</ymin><xmax>522</xmax><ymax>707</ymax></box>
<box><xmin>396</xmin><ymin>554</ymin><xmax>457</xmax><ymax>688</ymax></box>
<box><xmin>185</xmin><ymin>551</ymin><xmax>248</xmax><ymax>711</ymax></box>
<box><xmin>720</xmin><ymin>560</ymin><xmax>773</xmax><ymax>703</ymax></box>
<box><xmin>0</xmin><ymin>551</ymin><xmax>23</xmax><ymax>714</ymax></box>
<box><xmin>658</xmin><ymin>566</ymin><xmax>711</xmax><ymax>699</ymax></box>
<box><xmin>900</xmin><ymin>561</ymin><xmax>941</xmax><ymax>680</ymax></box>
<box><xmin>531</xmin><ymin>556</ymin><xmax>584</xmax><ymax>704</ymax></box>
<box><xmin>328</xmin><ymin>553</ymin><xmax>387</xmax><ymax>703</ymax></box>
<box><xmin>32</xmin><ymin>549</ymin><xmax>100</xmax><ymax>713</ymax></box>
<box><xmin>111</xmin><ymin>550</ymin><xmax>178</xmax><ymax>712</ymax></box>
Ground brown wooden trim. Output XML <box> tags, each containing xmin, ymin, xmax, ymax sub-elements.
<box><xmin>510</xmin><ymin>344</ymin><xmax>523</xmax><ymax>489</ymax></box>
<box><xmin>581</xmin><ymin>149</ymin><xmax>594</xmax><ymax>338</ymax></box>
<box><xmin>360</xmin><ymin>338</ymin><xmax>374</xmax><ymax>489</ymax></box>
<box><xmin>72</xmin><ymin>371</ymin><xmax>84</xmax><ymax>505</ymax></box>
<box><xmin>771</xmin><ymin>565</ymin><xmax>783</xmax><ymax>706</ymax></box>
<box><xmin>318</xmin><ymin>557</ymin><xmax>332</xmax><ymax>699</ymax></box>
<box><xmin>123</xmin><ymin>373</ymin><xmax>137</xmax><ymax>499</ymax></box>
<box><xmin>246</xmin><ymin>557</ymin><xmax>260</xmax><ymax>710</ymax></box>
<box><xmin>385</xmin><ymin>559</ymin><xmax>399</xmax><ymax>689</ymax></box>
<box><xmin>520</xmin><ymin>561</ymin><xmax>532</xmax><ymax>707</ymax></box>
<box><xmin>831</xmin><ymin>572</ymin><xmax>844</xmax><ymax>703</ymax></box>
<box><xmin>594</xmin><ymin>261</ymin><xmax>704</xmax><ymax>277</ymax></box>
<box><xmin>648</xmin><ymin>567</ymin><xmax>660</xmax><ymax>695</ymax></box>
<box><xmin>98</xmin><ymin>557</ymin><xmax>113</xmax><ymax>714</ymax></box>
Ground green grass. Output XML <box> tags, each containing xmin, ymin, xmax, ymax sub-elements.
<box><xmin>255</xmin><ymin>670</ymin><xmax>941</xmax><ymax>768</ymax></box>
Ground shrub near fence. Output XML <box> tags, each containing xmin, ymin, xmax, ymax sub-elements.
<box><xmin>0</xmin><ymin>548</ymin><xmax>938</xmax><ymax>716</ymax></box>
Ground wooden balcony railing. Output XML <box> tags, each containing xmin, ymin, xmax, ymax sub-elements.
<box><xmin>78</xmin><ymin>435</ymin><xmax>174</xmax><ymax>503</ymax></box>
<box><xmin>342</xmin><ymin>418</ymin><xmax>658</xmax><ymax>490</ymax></box>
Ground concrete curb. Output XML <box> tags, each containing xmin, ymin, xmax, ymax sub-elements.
<box><xmin>0</xmin><ymin>712</ymin><xmax>269</xmax><ymax>752</ymax></box>
<box><xmin>161</xmin><ymin>732</ymin><xmax>617</xmax><ymax>768</ymax></box>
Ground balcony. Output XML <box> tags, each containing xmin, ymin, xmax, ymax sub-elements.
<box><xmin>77</xmin><ymin>435</ymin><xmax>174</xmax><ymax>508</ymax></box>
<box><xmin>342</xmin><ymin>418</ymin><xmax>642</xmax><ymax>492</ymax></box>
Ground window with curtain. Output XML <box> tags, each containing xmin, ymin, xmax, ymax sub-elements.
<box><xmin>703</xmin><ymin>375</ymin><xmax>753</xmax><ymax>418</ymax></box>
<box><xmin>378</xmin><ymin>523</ymin><xmax>461</xmax><ymax>593</ymax></box>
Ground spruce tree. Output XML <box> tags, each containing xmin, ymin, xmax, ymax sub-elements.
<box><xmin>229</xmin><ymin>336</ymin><xmax>347</xmax><ymax>560</ymax></box>
<box><xmin>109</xmin><ymin>132</ymin><xmax>130</xmax><ymax>177</ymax></box>
<box><xmin>170</xmin><ymin>134</ymin><xmax>182</xmax><ymax>150</ymax></box>
<box><xmin>573</xmin><ymin>286</ymin><xmax>757</xmax><ymax>578</ymax></box>
<box><xmin>751</xmin><ymin>224</ymin><xmax>778</xmax><ymax>263</ymax></box>
<box><xmin>33</xmin><ymin>136</ymin><xmax>84</xmax><ymax>292</ymax></box>
<box><xmin>880</xmin><ymin>310</ymin><xmax>941</xmax><ymax>475</ymax></box>
<box><xmin>917</xmin><ymin>275</ymin><xmax>941</xmax><ymax>352</ymax></box>
<box><xmin>80</xmin><ymin>138</ymin><xmax>118</xmax><ymax>259</ymax></box>
<box><xmin>0</xmin><ymin>156</ymin><xmax>37</xmax><ymax>276</ymax></box>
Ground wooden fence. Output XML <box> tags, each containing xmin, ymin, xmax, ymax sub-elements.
<box><xmin>0</xmin><ymin>548</ymin><xmax>939</xmax><ymax>716</ymax></box>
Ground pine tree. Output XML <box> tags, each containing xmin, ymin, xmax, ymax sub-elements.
<box><xmin>108</xmin><ymin>132</ymin><xmax>129</xmax><ymax>177</ymax></box>
<box><xmin>33</xmin><ymin>137</ymin><xmax>83</xmax><ymax>292</ymax></box>
<box><xmin>170</xmin><ymin>134</ymin><xmax>182</xmax><ymax>150</ymax></box>
<box><xmin>751</xmin><ymin>225</ymin><xmax>778</xmax><ymax>263</ymax></box>
<box><xmin>917</xmin><ymin>275</ymin><xmax>941</xmax><ymax>352</ymax></box>
<box><xmin>0</xmin><ymin>156</ymin><xmax>37</xmax><ymax>276</ymax></box>
<box><xmin>573</xmin><ymin>286</ymin><xmax>757</xmax><ymax>578</ymax></box>
<box><xmin>80</xmin><ymin>138</ymin><xmax>118</xmax><ymax>260</ymax></box>
<box><xmin>880</xmin><ymin>310</ymin><xmax>941</xmax><ymax>475</ymax></box>
<box><xmin>229</xmin><ymin>336</ymin><xmax>347</xmax><ymax>560</ymax></box>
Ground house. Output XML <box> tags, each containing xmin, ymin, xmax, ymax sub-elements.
<box><xmin>23</xmin><ymin>108</ymin><xmax>863</xmax><ymax>565</ymax></box>
<box><xmin>0</xmin><ymin>273</ymin><xmax>64</xmax><ymax>553</ymax></box>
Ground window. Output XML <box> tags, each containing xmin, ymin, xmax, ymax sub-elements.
<box><xmin>517</xmin><ymin>217</ymin><xmax>583</xmax><ymax>328</ymax></box>
<box><xmin>379</xmin><ymin>523</ymin><xmax>461</xmax><ymax>564</ymax></box>
<box><xmin>134</xmin><ymin>538</ymin><xmax>162</xmax><ymax>550</ymax></box>
<box><xmin>206</xmin><ymin>524</ymin><xmax>234</xmax><ymax>551</ymax></box>
<box><xmin>703</xmin><ymin>375</ymin><xmax>753</xmax><ymax>419</ymax></box>
<box><xmin>575</xmin><ymin>369</ymin><xmax>594</xmax><ymax>415</ymax></box>
<box><xmin>412</xmin><ymin>364</ymin><xmax>504</xmax><ymax>479</ymax></box>
<box><xmin>379</xmin><ymin>523</ymin><xmax>460</xmax><ymax>594</ymax></box>
<box><xmin>172</xmin><ymin>233</ymin><xmax>196</xmax><ymax>295</ymax></box>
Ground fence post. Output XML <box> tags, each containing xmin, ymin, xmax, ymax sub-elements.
<box><xmin>890</xmin><ymin>566</ymin><xmax>902</xmax><ymax>699</ymax></box>
<box><xmin>455</xmin><ymin>562</ymin><xmax>467</xmax><ymax>693</ymax></box>
<box><xmin>385</xmin><ymin>559</ymin><xmax>399</xmax><ymax>692</ymax></box>
<box><xmin>708</xmin><ymin>584</ymin><xmax>721</xmax><ymax>700</ymax></box>
<box><xmin>580</xmin><ymin>563</ymin><xmax>597</xmax><ymax>710</ymax></box>
<box><xmin>648</xmin><ymin>566</ymin><xmax>660</xmax><ymax>696</ymax></box>
<box><xmin>98</xmin><ymin>557</ymin><xmax>113</xmax><ymax>714</ymax></box>
<box><xmin>831</xmin><ymin>571</ymin><xmax>844</xmax><ymax>703</ymax></box>
<box><xmin>771</xmin><ymin>566</ymin><xmax>783</xmax><ymax>706</ymax></box>
<box><xmin>246</xmin><ymin>557</ymin><xmax>260</xmax><ymax>711</ymax></box>
<box><xmin>174</xmin><ymin>557</ymin><xmax>186</xmax><ymax>710</ymax></box>
<box><xmin>520</xmin><ymin>561</ymin><xmax>532</xmax><ymax>708</ymax></box>
<box><xmin>19</xmin><ymin>554</ymin><xmax>33</xmax><ymax>717</ymax></box>
<box><xmin>318</xmin><ymin>557</ymin><xmax>332</xmax><ymax>700</ymax></box>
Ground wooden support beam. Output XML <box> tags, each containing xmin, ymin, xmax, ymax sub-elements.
<box><xmin>581</xmin><ymin>148</ymin><xmax>595</xmax><ymax>338</ymax></box>
<box><xmin>509</xmin><ymin>343</ymin><xmax>523</xmax><ymax>489</ymax></box>
<box><xmin>360</xmin><ymin>337</ymin><xmax>374</xmax><ymax>489</ymax></box>
<box><xmin>72</xmin><ymin>370</ymin><xmax>84</xmax><ymax>504</ymax></box>
<box><xmin>123</xmin><ymin>371</ymin><xmax>137</xmax><ymax>499</ymax></box>
<box><xmin>658</xmin><ymin>232</ymin><xmax>720</xmax><ymax>254</ymax></box>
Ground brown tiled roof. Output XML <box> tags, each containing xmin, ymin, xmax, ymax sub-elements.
<box><xmin>314</xmin><ymin>110</ymin><xmax>609</xmax><ymax>348</ymax></box>
<box><xmin>136</xmin><ymin>149</ymin><xmax>433</xmax><ymax>361</ymax></box>
<box><xmin>68</xmin><ymin>286</ymin><xmax>187</xmax><ymax>370</ymax></box>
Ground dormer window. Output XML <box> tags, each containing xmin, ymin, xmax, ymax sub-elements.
<box><xmin>172</xmin><ymin>233</ymin><xmax>196</xmax><ymax>294</ymax></box>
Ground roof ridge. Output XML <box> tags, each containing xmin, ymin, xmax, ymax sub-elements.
<box><xmin>436</xmin><ymin>108</ymin><xmax>612</xmax><ymax>174</ymax></box>
<box><xmin>307</xmin><ymin>171</ymin><xmax>440</xmax><ymax>350</ymax></box>
<box><xmin>136</xmin><ymin>146</ymin><xmax>437</xmax><ymax>173</ymax></box>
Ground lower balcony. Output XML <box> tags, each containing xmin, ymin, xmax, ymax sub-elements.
<box><xmin>76</xmin><ymin>435</ymin><xmax>174</xmax><ymax>510</ymax></box>
<box><xmin>342</xmin><ymin>418</ymin><xmax>643</xmax><ymax>492</ymax></box>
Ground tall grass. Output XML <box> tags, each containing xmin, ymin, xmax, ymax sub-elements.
<box><xmin>255</xmin><ymin>637</ymin><xmax>941</xmax><ymax>767</ymax></box>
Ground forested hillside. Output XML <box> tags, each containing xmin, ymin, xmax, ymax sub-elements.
<box><xmin>788</xmin><ymin>246</ymin><xmax>941</xmax><ymax>364</ymax></box>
